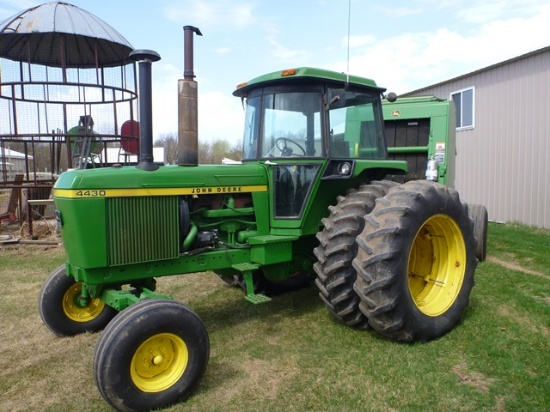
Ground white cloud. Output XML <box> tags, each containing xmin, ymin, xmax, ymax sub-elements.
<box><xmin>333</xmin><ymin>3</ymin><xmax>550</xmax><ymax>94</ymax></box>
<box><xmin>150</xmin><ymin>62</ymin><xmax>243</xmax><ymax>144</ymax></box>
<box><xmin>376</xmin><ymin>6</ymin><xmax>423</xmax><ymax>18</ymax></box>
<box><xmin>198</xmin><ymin>91</ymin><xmax>243</xmax><ymax>144</ymax></box>
<box><xmin>267</xmin><ymin>36</ymin><xmax>311</xmax><ymax>62</ymax></box>
<box><xmin>262</xmin><ymin>21</ymin><xmax>282</xmax><ymax>37</ymax></box>
<box><xmin>456</xmin><ymin>0</ymin><xmax>547</xmax><ymax>23</ymax></box>
<box><xmin>345</xmin><ymin>35</ymin><xmax>376</xmax><ymax>49</ymax></box>
<box><xmin>456</xmin><ymin>3</ymin><xmax>508</xmax><ymax>23</ymax></box>
<box><xmin>162</xmin><ymin>0</ymin><xmax>255</xmax><ymax>30</ymax></box>
<box><xmin>151</xmin><ymin>63</ymin><xmax>180</xmax><ymax>140</ymax></box>
<box><xmin>448</xmin><ymin>4</ymin><xmax>550</xmax><ymax>68</ymax></box>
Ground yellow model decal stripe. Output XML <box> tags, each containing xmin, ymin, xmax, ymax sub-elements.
<box><xmin>54</xmin><ymin>185</ymin><xmax>268</xmax><ymax>198</ymax></box>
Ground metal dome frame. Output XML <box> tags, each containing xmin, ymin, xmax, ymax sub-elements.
<box><xmin>0</xmin><ymin>2</ymin><xmax>139</xmax><ymax>235</ymax></box>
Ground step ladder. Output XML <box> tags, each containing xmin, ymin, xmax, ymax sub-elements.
<box><xmin>70</xmin><ymin>115</ymin><xmax>98</xmax><ymax>170</ymax></box>
<box><xmin>72</xmin><ymin>136</ymin><xmax>93</xmax><ymax>170</ymax></box>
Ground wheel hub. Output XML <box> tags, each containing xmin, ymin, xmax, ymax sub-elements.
<box><xmin>408</xmin><ymin>214</ymin><xmax>466</xmax><ymax>317</ymax></box>
<box><xmin>62</xmin><ymin>282</ymin><xmax>106</xmax><ymax>322</ymax></box>
<box><xmin>130</xmin><ymin>333</ymin><xmax>189</xmax><ymax>392</ymax></box>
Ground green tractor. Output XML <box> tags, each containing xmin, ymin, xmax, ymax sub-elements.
<box><xmin>39</xmin><ymin>28</ymin><xmax>485</xmax><ymax>412</ymax></box>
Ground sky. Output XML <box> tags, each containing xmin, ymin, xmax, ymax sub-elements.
<box><xmin>1</xmin><ymin>0</ymin><xmax>550</xmax><ymax>145</ymax></box>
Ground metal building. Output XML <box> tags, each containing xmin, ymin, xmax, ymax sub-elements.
<box><xmin>404</xmin><ymin>46</ymin><xmax>550</xmax><ymax>229</ymax></box>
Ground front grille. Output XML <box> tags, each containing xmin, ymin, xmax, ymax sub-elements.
<box><xmin>106</xmin><ymin>196</ymin><xmax>179</xmax><ymax>266</ymax></box>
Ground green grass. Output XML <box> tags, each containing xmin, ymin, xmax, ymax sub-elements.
<box><xmin>486</xmin><ymin>223</ymin><xmax>550</xmax><ymax>275</ymax></box>
<box><xmin>0</xmin><ymin>222</ymin><xmax>549</xmax><ymax>411</ymax></box>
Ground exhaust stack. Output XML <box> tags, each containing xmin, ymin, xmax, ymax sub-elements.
<box><xmin>130</xmin><ymin>49</ymin><xmax>161</xmax><ymax>171</ymax></box>
<box><xmin>177</xmin><ymin>26</ymin><xmax>202</xmax><ymax>166</ymax></box>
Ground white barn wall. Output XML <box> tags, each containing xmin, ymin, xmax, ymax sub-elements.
<box><xmin>405</xmin><ymin>47</ymin><xmax>550</xmax><ymax>228</ymax></box>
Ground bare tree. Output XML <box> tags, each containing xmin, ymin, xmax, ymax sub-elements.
<box><xmin>154</xmin><ymin>134</ymin><xmax>242</xmax><ymax>165</ymax></box>
<box><xmin>154</xmin><ymin>133</ymin><xmax>178</xmax><ymax>165</ymax></box>
<box><xmin>198</xmin><ymin>141</ymin><xmax>211</xmax><ymax>164</ymax></box>
<box><xmin>200</xmin><ymin>139</ymin><xmax>242</xmax><ymax>164</ymax></box>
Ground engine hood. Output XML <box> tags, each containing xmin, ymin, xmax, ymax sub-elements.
<box><xmin>53</xmin><ymin>163</ymin><xmax>268</xmax><ymax>198</ymax></box>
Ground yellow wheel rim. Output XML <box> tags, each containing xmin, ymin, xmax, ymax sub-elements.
<box><xmin>408</xmin><ymin>214</ymin><xmax>466</xmax><ymax>317</ymax></box>
<box><xmin>130</xmin><ymin>333</ymin><xmax>189</xmax><ymax>393</ymax></box>
<box><xmin>62</xmin><ymin>282</ymin><xmax>106</xmax><ymax>322</ymax></box>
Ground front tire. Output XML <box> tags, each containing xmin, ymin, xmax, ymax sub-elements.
<box><xmin>94</xmin><ymin>299</ymin><xmax>210</xmax><ymax>412</ymax></box>
<box><xmin>313</xmin><ymin>181</ymin><xmax>397</xmax><ymax>329</ymax></box>
<box><xmin>353</xmin><ymin>181</ymin><xmax>477</xmax><ymax>342</ymax></box>
<box><xmin>38</xmin><ymin>264</ymin><xmax>117</xmax><ymax>336</ymax></box>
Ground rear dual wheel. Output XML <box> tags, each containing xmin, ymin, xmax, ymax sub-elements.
<box><xmin>94</xmin><ymin>299</ymin><xmax>209</xmax><ymax>412</ymax></box>
<box><xmin>468</xmin><ymin>203</ymin><xmax>488</xmax><ymax>262</ymax></box>
<box><xmin>313</xmin><ymin>181</ymin><xmax>397</xmax><ymax>329</ymax></box>
<box><xmin>352</xmin><ymin>181</ymin><xmax>477</xmax><ymax>342</ymax></box>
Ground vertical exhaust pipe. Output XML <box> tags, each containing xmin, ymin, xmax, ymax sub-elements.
<box><xmin>177</xmin><ymin>26</ymin><xmax>202</xmax><ymax>166</ymax></box>
<box><xmin>130</xmin><ymin>49</ymin><xmax>161</xmax><ymax>171</ymax></box>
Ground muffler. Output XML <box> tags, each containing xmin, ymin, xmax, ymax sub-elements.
<box><xmin>177</xmin><ymin>26</ymin><xmax>203</xmax><ymax>166</ymax></box>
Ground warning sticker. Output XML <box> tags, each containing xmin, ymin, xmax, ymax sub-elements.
<box><xmin>434</xmin><ymin>142</ymin><xmax>445</xmax><ymax>163</ymax></box>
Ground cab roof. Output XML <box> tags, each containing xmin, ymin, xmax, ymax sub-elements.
<box><xmin>233</xmin><ymin>67</ymin><xmax>385</xmax><ymax>97</ymax></box>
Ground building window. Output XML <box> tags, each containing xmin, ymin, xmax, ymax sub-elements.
<box><xmin>451</xmin><ymin>87</ymin><xmax>474</xmax><ymax>130</ymax></box>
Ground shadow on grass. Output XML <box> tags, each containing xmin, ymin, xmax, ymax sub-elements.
<box><xmin>194</xmin><ymin>282</ymin><xmax>324</xmax><ymax>333</ymax></box>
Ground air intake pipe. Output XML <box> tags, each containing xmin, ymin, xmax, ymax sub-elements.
<box><xmin>177</xmin><ymin>25</ymin><xmax>202</xmax><ymax>166</ymax></box>
<box><xmin>130</xmin><ymin>49</ymin><xmax>161</xmax><ymax>171</ymax></box>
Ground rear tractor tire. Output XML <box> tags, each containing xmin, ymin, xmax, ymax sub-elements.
<box><xmin>94</xmin><ymin>299</ymin><xmax>210</xmax><ymax>412</ymax></box>
<box><xmin>39</xmin><ymin>264</ymin><xmax>117</xmax><ymax>336</ymax></box>
<box><xmin>353</xmin><ymin>181</ymin><xmax>477</xmax><ymax>342</ymax></box>
<box><xmin>313</xmin><ymin>181</ymin><xmax>397</xmax><ymax>329</ymax></box>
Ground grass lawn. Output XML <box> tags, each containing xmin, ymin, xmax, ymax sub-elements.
<box><xmin>0</xmin><ymin>222</ymin><xmax>549</xmax><ymax>411</ymax></box>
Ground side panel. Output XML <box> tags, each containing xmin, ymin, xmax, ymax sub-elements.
<box><xmin>55</xmin><ymin>197</ymin><xmax>108</xmax><ymax>268</ymax></box>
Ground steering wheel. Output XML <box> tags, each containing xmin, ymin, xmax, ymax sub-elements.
<box><xmin>275</xmin><ymin>137</ymin><xmax>307</xmax><ymax>157</ymax></box>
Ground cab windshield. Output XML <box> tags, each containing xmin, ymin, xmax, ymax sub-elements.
<box><xmin>242</xmin><ymin>90</ymin><xmax>322</xmax><ymax>160</ymax></box>
<box><xmin>241</xmin><ymin>86</ymin><xmax>386</xmax><ymax>160</ymax></box>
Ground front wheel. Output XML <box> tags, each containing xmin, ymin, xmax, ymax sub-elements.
<box><xmin>39</xmin><ymin>264</ymin><xmax>117</xmax><ymax>336</ymax></box>
<box><xmin>353</xmin><ymin>181</ymin><xmax>477</xmax><ymax>342</ymax></box>
<box><xmin>94</xmin><ymin>299</ymin><xmax>210</xmax><ymax>412</ymax></box>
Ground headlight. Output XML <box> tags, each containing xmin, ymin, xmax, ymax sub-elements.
<box><xmin>337</xmin><ymin>162</ymin><xmax>352</xmax><ymax>176</ymax></box>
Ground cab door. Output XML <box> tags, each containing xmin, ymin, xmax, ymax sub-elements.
<box><xmin>270</xmin><ymin>162</ymin><xmax>323</xmax><ymax>228</ymax></box>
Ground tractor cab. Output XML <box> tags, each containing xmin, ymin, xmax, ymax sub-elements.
<box><xmin>233</xmin><ymin>67</ymin><xmax>407</xmax><ymax>224</ymax></box>
<box><xmin>234</xmin><ymin>67</ymin><xmax>389</xmax><ymax>161</ymax></box>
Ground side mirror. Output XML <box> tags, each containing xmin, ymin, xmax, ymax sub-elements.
<box><xmin>386</xmin><ymin>92</ymin><xmax>397</xmax><ymax>103</ymax></box>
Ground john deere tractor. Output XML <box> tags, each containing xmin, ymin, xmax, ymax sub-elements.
<box><xmin>38</xmin><ymin>28</ymin><xmax>485</xmax><ymax>412</ymax></box>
